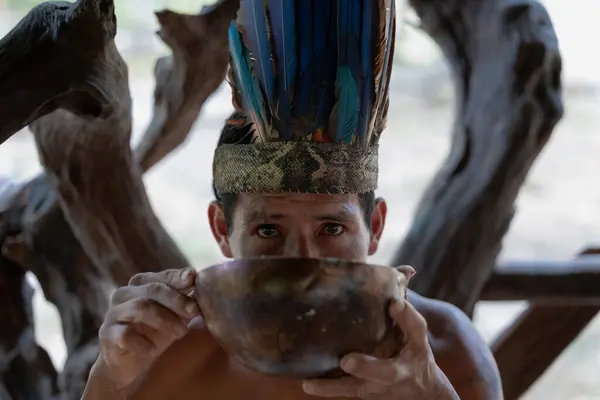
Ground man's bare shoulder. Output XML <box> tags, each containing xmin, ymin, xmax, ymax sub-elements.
<box><xmin>407</xmin><ymin>290</ymin><xmax>504</xmax><ymax>400</ymax></box>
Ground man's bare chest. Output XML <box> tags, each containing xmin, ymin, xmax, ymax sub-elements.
<box><xmin>181</xmin><ymin>361</ymin><xmax>351</xmax><ymax>400</ymax></box>
<box><xmin>130</xmin><ymin>352</ymin><xmax>351</xmax><ymax>400</ymax></box>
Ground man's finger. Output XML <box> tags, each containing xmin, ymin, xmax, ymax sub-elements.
<box><xmin>395</xmin><ymin>264</ymin><xmax>416</xmax><ymax>282</ymax></box>
<box><xmin>340</xmin><ymin>353</ymin><xmax>410</xmax><ymax>385</ymax></box>
<box><xmin>128</xmin><ymin>268</ymin><xmax>196</xmax><ymax>291</ymax></box>
<box><xmin>115</xmin><ymin>298</ymin><xmax>189</xmax><ymax>337</ymax></box>
<box><xmin>187</xmin><ymin>315</ymin><xmax>206</xmax><ymax>330</ymax></box>
<box><xmin>302</xmin><ymin>376</ymin><xmax>364</xmax><ymax>398</ymax></box>
<box><xmin>110</xmin><ymin>282</ymin><xmax>200</xmax><ymax>319</ymax></box>
<box><xmin>100</xmin><ymin>323</ymin><xmax>157</xmax><ymax>357</ymax></box>
<box><xmin>390</xmin><ymin>300</ymin><xmax>428</xmax><ymax>347</ymax></box>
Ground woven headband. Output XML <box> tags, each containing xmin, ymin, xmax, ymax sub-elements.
<box><xmin>213</xmin><ymin>142</ymin><xmax>378</xmax><ymax>195</ymax></box>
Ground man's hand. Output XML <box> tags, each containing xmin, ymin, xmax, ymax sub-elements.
<box><xmin>302</xmin><ymin>293</ymin><xmax>460</xmax><ymax>399</ymax></box>
<box><xmin>95</xmin><ymin>268</ymin><xmax>202</xmax><ymax>390</ymax></box>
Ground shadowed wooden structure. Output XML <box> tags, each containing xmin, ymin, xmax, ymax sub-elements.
<box><xmin>0</xmin><ymin>0</ymin><xmax>595</xmax><ymax>399</ymax></box>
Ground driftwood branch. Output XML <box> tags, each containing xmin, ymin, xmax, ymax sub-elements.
<box><xmin>30</xmin><ymin>107</ymin><xmax>191</xmax><ymax>282</ymax></box>
<box><xmin>481</xmin><ymin>255</ymin><xmax>600</xmax><ymax>305</ymax></box>
<box><xmin>0</xmin><ymin>0</ymin><xmax>118</xmax><ymax>145</ymax></box>
<box><xmin>392</xmin><ymin>0</ymin><xmax>563</xmax><ymax>312</ymax></box>
<box><xmin>0</xmin><ymin>183</ymin><xmax>60</xmax><ymax>399</ymax></box>
<box><xmin>28</xmin><ymin>16</ymin><xmax>190</xmax><ymax>288</ymax></box>
<box><xmin>0</xmin><ymin>1</ymin><xmax>237</xmax><ymax>398</ymax></box>
<box><xmin>1</xmin><ymin>176</ymin><xmax>108</xmax><ymax>398</ymax></box>
<box><xmin>0</xmin><ymin>0</ymin><xmax>120</xmax><ymax>394</ymax></box>
<box><xmin>135</xmin><ymin>0</ymin><xmax>239</xmax><ymax>171</ymax></box>
<box><xmin>491</xmin><ymin>248</ymin><xmax>600</xmax><ymax>400</ymax></box>
<box><xmin>0</xmin><ymin>256</ymin><xmax>60</xmax><ymax>400</ymax></box>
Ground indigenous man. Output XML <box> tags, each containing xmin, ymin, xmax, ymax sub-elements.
<box><xmin>83</xmin><ymin>0</ymin><xmax>503</xmax><ymax>399</ymax></box>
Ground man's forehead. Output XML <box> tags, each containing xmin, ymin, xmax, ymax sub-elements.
<box><xmin>236</xmin><ymin>193</ymin><xmax>362</xmax><ymax>223</ymax></box>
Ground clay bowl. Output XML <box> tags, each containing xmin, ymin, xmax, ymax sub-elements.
<box><xmin>194</xmin><ymin>257</ymin><xmax>409</xmax><ymax>379</ymax></box>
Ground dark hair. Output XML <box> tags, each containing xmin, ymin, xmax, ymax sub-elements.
<box><xmin>212</xmin><ymin>112</ymin><xmax>376</xmax><ymax>234</ymax></box>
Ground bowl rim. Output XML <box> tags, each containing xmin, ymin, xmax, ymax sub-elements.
<box><xmin>198</xmin><ymin>256</ymin><xmax>398</xmax><ymax>273</ymax></box>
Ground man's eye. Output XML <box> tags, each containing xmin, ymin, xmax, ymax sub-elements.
<box><xmin>257</xmin><ymin>225</ymin><xmax>280</xmax><ymax>238</ymax></box>
<box><xmin>321</xmin><ymin>223</ymin><xmax>345</xmax><ymax>236</ymax></box>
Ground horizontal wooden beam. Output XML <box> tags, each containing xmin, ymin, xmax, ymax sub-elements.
<box><xmin>490</xmin><ymin>248</ymin><xmax>600</xmax><ymax>400</ymax></box>
<box><xmin>481</xmin><ymin>255</ymin><xmax>600</xmax><ymax>305</ymax></box>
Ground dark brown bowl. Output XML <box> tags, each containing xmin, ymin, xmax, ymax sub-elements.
<box><xmin>194</xmin><ymin>257</ymin><xmax>409</xmax><ymax>379</ymax></box>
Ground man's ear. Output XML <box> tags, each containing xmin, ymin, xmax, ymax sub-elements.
<box><xmin>368</xmin><ymin>197</ymin><xmax>387</xmax><ymax>256</ymax></box>
<box><xmin>208</xmin><ymin>201</ymin><xmax>233</xmax><ymax>258</ymax></box>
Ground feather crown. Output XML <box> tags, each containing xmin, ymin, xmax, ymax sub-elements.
<box><xmin>227</xmin><ymin>0</ymin><xmax>396</xmax><ymax>147</ymax></box>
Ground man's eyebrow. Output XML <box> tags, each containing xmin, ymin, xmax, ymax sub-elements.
<box><xmin>243</xmin><ymin>207</ymin><xmax>286</xmax><ymax>226</ymax></box>
<box><xmin>314</xmin><ymin>209</ymin><xmax>355</xmax><ymax>222</ymax></box>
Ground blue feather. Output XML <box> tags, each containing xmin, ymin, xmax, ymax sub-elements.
<box><xmin>267</xmin><ymin>0</ymin><xmax>297</xmax><ymax>140</ymax></box>
<box><xmin>298</xmin><ymin>0</ymin><xmax>313</xmax><ymax>72</ymax></box>
<box><xmin>312</xmin><ymin>64</ymin><xmax>336</xmax><ymax>135</ymax></box>
<box><xmin>335</xmin><ymin>66</ymin><xmax>359</xmax><ymax>143</ymax></box>
<box><xmin>359</xmin><ymin>0</ymin><xmax>375</xmax><ymax>144</ymax></box>
<box><xmin>337</xmin><ymin>0</ymin><xmax>362</xmax><ymax>83</ymax></box>
<box><xmin>335</xmin><ymin>0</ymin><xmax>361</xmax><ymax>143</ymax></box>
<box><xmin>228</xmin><ymin>0</ymin><xmax>393</xmax><ymax>144</ymax></box>
<box><xmin>313</xmin><ymin>0</ymin><xmax>330</xmax><ymax>56</ymax></box>
<box><xmin>228</xmin><ymin>22</ymin><xmax>269</xmax><ymax>140</ymax></box>
<box><xmin>293</xmin><ymin>0</ymin><xmax>314</xmax><ymax>116</ymax></box>
<box><xmin>237</xmin><ymin>0</ymin><xmax>276</xmax><ymax>106</ymax></box>
<box><xmin>289</xmin><ymin>0</ymin><xmax>337</xmax><ymax>137</ymax></box>
<box><xmin>310</xmin><ymin>2</ymin><xmax>337</xmax><ymax>134</ymax></box>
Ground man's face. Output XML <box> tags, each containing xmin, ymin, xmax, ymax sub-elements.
<box><xmin>208</xmin><ymin>193</ymin><xmax>387</xmax><ymax>262</ymax></box>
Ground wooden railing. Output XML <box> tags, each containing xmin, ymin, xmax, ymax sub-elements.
<box><xmin>483</xmin><ymin>254</ymin><xmax>600</xmax><ymax>305</ymax></box>
<box><xmin>487</xmin><ymin>249</ymin><xmax>600</xmax><ymax>400</ymax></box>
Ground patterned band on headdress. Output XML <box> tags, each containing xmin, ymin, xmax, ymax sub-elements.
<box><xmin>213</xmin><ymin>142</ymin><xmax>378</xmax><ymax>195</ymax></box>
